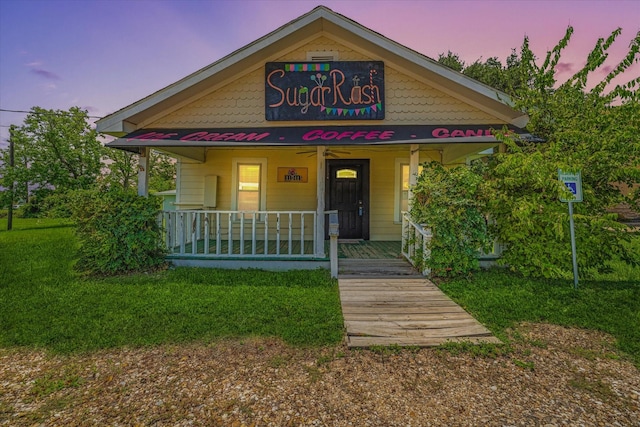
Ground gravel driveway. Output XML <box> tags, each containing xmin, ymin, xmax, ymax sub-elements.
<box><xmin>1</xmin><ymin>323</ymin><xmax>638</xmax><ymax>426</ymax></box>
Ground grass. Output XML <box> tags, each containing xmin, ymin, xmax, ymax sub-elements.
<box><xmin>439</xmin><ymin>260</ymin><xmax>640</xmax><ymax>366</ymax></box>
<box><xmin>2</xmin><ymin>218</ymin><xmax>639</xmax><ymax>366</ymax></box>
<box><xmin>0</xmin><ymin>218</ymin><xmax>344</xmax><ymax>353</ymax></box>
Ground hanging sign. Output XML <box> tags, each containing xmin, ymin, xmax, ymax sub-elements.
<box><xmin>277</xmin><ymin>167</ymin><xmax>308</xmax><ymax>183</ymax></box>
<box><xmin>265</xmin><ymin>61</ymin><xmax>384</xmax><ymax>121</ymax></box>
<box><xmin>558</xmin><ymin>169</ymin><xmax>583</xmax><ymax>203</ymax></box>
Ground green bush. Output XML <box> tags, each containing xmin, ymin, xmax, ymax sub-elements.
<box><xmin>410</xmin><ymin>161</ymin><xmax>493</xmax><ymax>277</ymax></box>
<box><xmin>71</xmin><ymin>189</ymin><xmax>166</xmax><ymax>275</ymax></box>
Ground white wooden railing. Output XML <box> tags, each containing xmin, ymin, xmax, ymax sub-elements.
<box><xmin>401</xmin><ymin>212</ymin><xmax>432</xmax><ymax>276</ymax></box>
<box><xmin>161</xmin><ymin>210</ymin><xmax>317</xmax><ymax>258</ymax></box>
<box><xmin>401</xmin><ymin>212</ymin><xmax>505</xmax><ymax>275</ymax></box>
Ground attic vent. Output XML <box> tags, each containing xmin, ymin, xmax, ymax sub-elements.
<box><xmin>306</xmin><ymin>51</ymin><xmax>339</xmax><ymax>62</ymax></box>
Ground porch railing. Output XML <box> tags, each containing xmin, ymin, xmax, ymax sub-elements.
<box><xmin>161</xmin><ymin>210</ymin><xmax>318</xmax><ymax>258</ymax></box>
<box><xmin>401</xmin><ymin>212</ymin><xmax>432</xmax><ymax>276</ymax></box>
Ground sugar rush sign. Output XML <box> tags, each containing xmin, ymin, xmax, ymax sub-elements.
<box><xmin>265</xmin><ymin>61</ymin><xmax>384</xmax><ymax>121</ymax></box>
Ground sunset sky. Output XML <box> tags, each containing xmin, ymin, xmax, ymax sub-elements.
<box><xmin>1</xmin><ymin>0</ymin><xmax>638</xmax><ymax>146</ymax></box>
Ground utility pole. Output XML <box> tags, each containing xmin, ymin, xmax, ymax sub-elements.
<box><xmin>7</xmin><ymin>132</ymin><xmax>15</xmax><ymax>231</ymax></box>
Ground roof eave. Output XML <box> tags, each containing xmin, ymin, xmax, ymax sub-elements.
<box><xmin>97</xmin><ymin>6</ymin><xmax>528</xmax><ymax>135</ymax></box>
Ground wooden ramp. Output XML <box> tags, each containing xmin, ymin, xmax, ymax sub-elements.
<box><xmin>338</xmin><ymin>277</ymin><xmax>501</xmax><ymax>348</ymax></box>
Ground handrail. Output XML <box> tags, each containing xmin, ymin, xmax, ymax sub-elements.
<box><xmin>401</xmin><ymin>211</ymin><xmax>432</xmax><ymax>276</ymax></box>
<box><xmin>161</xmin><ymin>210</ymin><xmax>318</xmax><ymax>258</ymax></box>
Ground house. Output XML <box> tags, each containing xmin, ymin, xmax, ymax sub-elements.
<box><xmin>96</xmin><ymin>6</ymin><xmax>531</xmax><ymax>272</ymax></box>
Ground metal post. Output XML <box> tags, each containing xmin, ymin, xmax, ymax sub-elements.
<box><xmin>568</xmin><ymin>201</ymin><xmax>579</xmax><ymax>289</ymax></box>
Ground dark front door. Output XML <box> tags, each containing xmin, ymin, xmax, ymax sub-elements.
<box><xmin>326</xmin><ymin>159</ymin><xmax>370</xmax><ymax>239</ymax></box>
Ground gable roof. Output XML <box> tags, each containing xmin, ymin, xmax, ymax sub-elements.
<box><xmin>96</xmin><ymin>5</ymin><xmax>528</xmax><ymax>136</ymax></box>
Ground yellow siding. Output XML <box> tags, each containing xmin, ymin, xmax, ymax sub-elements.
<box><xmin>152</xmin><ymin>36</ymin><xmax>497</xmax><ymax>128</ymax></box>
<box><xmin>178</xmin><ymin>146</ymin><xmax>439</xmax><ymax>241</ymax></box>
<box><xmin>179</xmin><ymin>148</ymin><xmax>318</xmax><ymax>212</ymax></box>
<box><xmin>164</xmin><ymin>35</ymin><xmax>503</xmax><ymax>242</ymax></box>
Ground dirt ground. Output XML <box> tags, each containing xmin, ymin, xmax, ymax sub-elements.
<box><xmin>1</xmin><ymin>323</ymin><xmax>638</xmax><ymax>426</ymax></box>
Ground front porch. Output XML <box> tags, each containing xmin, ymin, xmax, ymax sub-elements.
<box><xmin>162</xmin><ymin>209</ymin><xmax>413</xmax><ymax>272</ymax></box>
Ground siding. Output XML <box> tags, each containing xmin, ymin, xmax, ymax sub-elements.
<box><xmin>151</xmin><ymin>36</ymin><xmax>497</xmax><ymax>128</ymax></box>
<box><xmin>162</xmin><ymin>35</ymin><xmax>503</xmax><ymax>242</ymax></box>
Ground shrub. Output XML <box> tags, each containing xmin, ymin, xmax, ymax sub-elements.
<box><xmin>71</xmin><ymin>189</ymin><xmax>166</xmax><ymax>275</ymax></box>
<box><xmin>410</xmin><ymin>161</ymin><xmax>493</xmax><ymax>277</ymax></box>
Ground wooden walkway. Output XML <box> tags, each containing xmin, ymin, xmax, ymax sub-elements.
<box><xmin>338</xmin><ymin>277</ymin><xmax>501</xmax><ymax>348</ymax></box>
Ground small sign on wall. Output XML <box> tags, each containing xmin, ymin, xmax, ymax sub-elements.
<box><xmin>278</xmin><ymin>167</ymin><xmax>308</xmax><ymax>183</ymax></box>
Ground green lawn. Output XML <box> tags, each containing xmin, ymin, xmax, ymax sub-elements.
<box><xmin>1</xmin><ymin>218</ymin><xmax>639</xmax><ymax>367</ymax></box>
<box><xmin>0</xmin><ymin>218</ymin><xmax>344</xmax><ymax>353</ymax></box>
<box><xmin>440</xmin><ymin>263</ymin><xmax>640</xmax><ymax>366</ymax></box>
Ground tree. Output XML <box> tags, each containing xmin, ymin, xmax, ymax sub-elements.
<box><xmin>426</xmin><ymin>28</ymin><xmax>639</xmax><ymax>279</ymax></box>
<box><xmin>101</xmin><ymin>148</ymin><xmax>176</xmax><ymax>193</ymax></box>
<box><xmin>148</xmin><ymin>151</ymin><xmax>177</xmax><ymax>192</ymax></box>
<box><xmin>486</xmin><ymin>27</ymin><xmax>640</xmax><ymax>278</ymax></box>
<box><xmin>0</xmin><ymin>125</ymin><xmax>31</xmax><ymax>208</ymax></box>
<box><xmin>437</xmin><ymin>50</ymin><xmax>528</xmax><ymax>95</ymax></box>
<box><xmin>0</xmin><ymin>107</ymin><xmax>103</xmax><ymax>207</ymax></box>
<box><xmin>100</xmin><ymin>149</ymin><xmax>138</xmax><ymax>191</ymax></box>
<box><xmin>437</xmin><ymin>51</ymin><xmax>465</xmax><ymax>72</ymax></box>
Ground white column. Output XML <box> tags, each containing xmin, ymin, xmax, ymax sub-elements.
<box><xmin>408</xmin><ymin>144</ymin><xmax>419</xmax><ymax>204</ymax></box>
<box><xmin>138</xmin><ymin>147</ymin><xmax>150</xmax><ymax>197</ymax></box>
<box><xmin>315</xmin><ymin>145</ymin><xmax>326</xmax><ymax>257</ymax></box>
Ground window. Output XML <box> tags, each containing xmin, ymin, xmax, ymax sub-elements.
<box><xmin>232</xmin><ymin>158</ymin><xmax>267</xmax><ymax>216</ymax></box>
<box><xmin>237</xmin><ymin>164</ymin><xmax>260</xmax><ymax>211</ymax></box>
<box><xmin>400</xmin><ymin>164</ymin><xmax>410</xmax><ymax>215</ymax></box>
<box><xmin>336</xmin><ymin>168</ymin><xmax>357</xmax><ymax>179</ymax></box>
<box><xmin>394</xmin><ymin>160</ymin><xmax>423</xmax><ymax>222</ymax></box>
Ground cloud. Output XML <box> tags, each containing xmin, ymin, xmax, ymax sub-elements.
<box><xmin>31</xmin><ymin>68</ymin><xmax>60</xmax><ymax>80</ymax></box>
<box><xmin>600</xmin><ymin>65</ymin><xmax>613</xmax><ymax>74</ymax></box>
<box><xmin>555</xmin><ymin>62</ymin><xmax>574</xmax><ymax>73</ymax></box>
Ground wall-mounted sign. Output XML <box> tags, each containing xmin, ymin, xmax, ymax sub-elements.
<box><xmin>277</xmin><ymin>167</ymin><xmax>308</xmax><ymax>183</ymax></box>
<box><xmin>265</xmin><ymin>61</ymin><xmax>384</xmax><ymax>121</ymax></box>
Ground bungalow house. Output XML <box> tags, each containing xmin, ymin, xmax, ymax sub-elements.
<box><xmin>96</xmin><ymin>6</ymin><xmax>531</xmax><ymax>272</ymax></box>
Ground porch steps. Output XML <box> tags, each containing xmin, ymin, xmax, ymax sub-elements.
<box><xmin>338</xmin><ymin>258</ymin><xmax>421</xmax><ymax>277</ymax></box>
<box><xmin>338</xmin><ymin>277</ymin><xmax>501</xmax><ymax>348</ymax></box>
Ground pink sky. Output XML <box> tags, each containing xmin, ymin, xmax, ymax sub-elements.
<box><xmin>0</xmin><ymin>0</ymin><xmax>638</xmax><ymax>146</ymax></box>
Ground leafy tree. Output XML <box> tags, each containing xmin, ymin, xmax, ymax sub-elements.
<box><xmin>149</xmin><ymin>151</ymin><xmax>177</xmax><ymax>192</ymax></box>
<box><xmin>487</xmin><ymin>27</ymin><xmax>640</xmax><ymax>278</ymax></box>
<box><xmin>101</xmin><ymin>149</ymin><xmax>176</xmax><ymax>193</ymax></box>
<box><xmin>437</xmin><ymin>51</ymin><xmax>465</xmax><ymax>72</ymax></box>
<box><xmin>0</xmin><ymin>125</ymin><xmax>30</xmax><ymax>208</ymax></box>
<box><xmin>0</xmin><ymin>107</ymin><xmax>103</xmax><ymax>212</ymax></box>
<box><xmin>19</xmin><ymin>107</ymin><xmax>101</xmax><ymax>190</ymax></box>
<box><xmin>426</xmin><ymin>28</ymin><xmax>639</xmax><ymax>279</ymax></box>
<box><xmin>100</xmin><ymin>149</ymin><xmax>138</xmax><ymax>191</ymax></box>
<box><xmin>438</xmin><ymin>50</ymin><xmax>528</xmax><ymax>95</ymax></box>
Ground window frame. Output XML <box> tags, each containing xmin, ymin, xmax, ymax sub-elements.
<box><xmin>394</xmin><ymin>158</ymin><xmax>423</xmax><ymax>223</ymax></box>
<box><xmin>231</xmin><ymin>158</ymin><xmax>267</xmax><ymax>214</ymax></box>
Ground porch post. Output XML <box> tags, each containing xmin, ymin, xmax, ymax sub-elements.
<box><xmin>138</xmin><ymin>147</ymin><xmax>150</xmax><ymax>197</ymax></box>
<box><xmin>408</xmin><ymin>144</ymin><xmax>419</xmax><ymax>204</ymax></box>
<box><xmin>315</xmin><ymin>145</ymin><xmax>326</xmax><ymax>257</ymax></box>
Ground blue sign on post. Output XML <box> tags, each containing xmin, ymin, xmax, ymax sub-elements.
<box><xmin>558</xmin><ymin>169</ymin><xmax>582</xmax><ymax>289</ymax></box>
<box><xmin>558</xmin><ymin>170</ymin><xmax>583</xmax><ymax>203</ymax></box>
